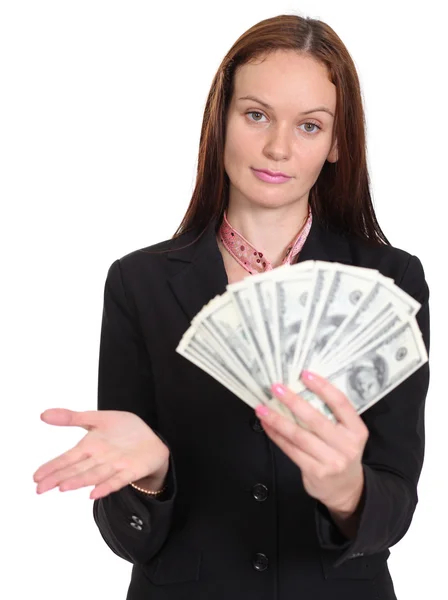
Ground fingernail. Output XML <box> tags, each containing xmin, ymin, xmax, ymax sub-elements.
<box><xmin>301</xmin><ymin>370</ymin><xmax>316</xmax><ymax>381</ymax></box>
<box><xmin>255</xmin><ymin>405</ymin><xmax>269</xmax><ymax>417</ymax></box>
<box><xmin>271</xmin><ymin>383</ymin><xmax>287</xmax><ymax>397</ymax></box>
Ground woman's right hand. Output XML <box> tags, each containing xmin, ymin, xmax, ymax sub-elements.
<box><xmin>33</xmin><ymin>408</ymin><xmax>170</xmax><ymax>500</ymax></box>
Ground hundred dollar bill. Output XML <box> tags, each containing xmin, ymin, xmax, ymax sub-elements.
<box><xmin>193</xmin><ymin>293</ymin><xmax>298</xmax><ymax>422</ymax></box>
<box><xmin>317</xmin><ymin>274</ymin><xmax>421</xmax><ymax>365</ymax></box>
<box><xmin>289</xmin><ymin>265</ymin><xmax>334</xmax><ymax>383</ymax></box>
<box><xmin>298</xmin><ymin>262</ymin><xmax>378</xmax><ymax>374</ymax></box>
<box><xmin>270</xmin><ymin>264</ymin><xmax>316</xmax><ymax>385</ymax></box>
<box><xmin>192</xmin><ymin>294</ymin><xmax>269</xmax><ymax>402</ymax></box>
<box><xmin>251</xmin><ymin>277</ymin><xmax>279</xmax><ymax>382</ymax></box>
<box><xmin>178</xmin><ymin>334</ymin><xmax>261</xmax><ymax>409</ymax></box>
<box><xmin>178</xmin><ymin>309</ymin><xmax>272</xmax><ymax>409</ymax></box>
<box><xmin>240</xmin><ymin>263</ymin><xmax>296</xmax><ymax>383</ymax></box>
<box><xmin>226</xmin><ymin>278</ymin><xmax>275</xmax><ymax>391</ymax></box>
<box><xmin>291</xmin><ymin>318</ymin><xmax>428</xmax><ymax>421</ymax></box>
<box><xmin>319</xmin><ymin>307</ymin><xmax>408</xmax><ymax>372</ymax></box>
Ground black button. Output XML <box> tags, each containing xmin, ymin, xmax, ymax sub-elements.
<box><xmin>252</xmin><ymin>553</ymin><xmax>269</xmax><ymax>571</ymax></box>
<box><xmin>252</xmin><ymin>483</ymin><xmax>268</xmax><ymax>502</ymax></box>
<box><xmin>251</xmin><ymin>416</ymin><xmax>264</xmax><ymax>432</ymax></box>
<box><xmin>131</xmin><ymin>515</ymin><xmax>143</xmax><ymax>526</ymax></box>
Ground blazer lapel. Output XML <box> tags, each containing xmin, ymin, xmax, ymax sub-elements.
<box><xmin>167</xmin><ymin>216</ymin><xmax>354</xmax><ymax>323</ymax></box>
<box><xmin>297</xmin><ymin>218</ymin><xmax>354</xmax><ymax>265</ymax></box>
<box><xmin>167</xmin><ymin>221</ymin><xmax>228</xmax><ymax>323</ymax></box>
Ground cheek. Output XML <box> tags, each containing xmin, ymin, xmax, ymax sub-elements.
<box><xmin>372</xmin><ymin>380</ymin><xmax>381</xmax><ymax>393</ymax></box>
<box><xmin>297</xmin><ymin>143</ymin><xmax>328</xmax><ymax>168</ymax></box>
<box><xmin>227</xmin><ymin>118</ymin><xmax>256</xmax><ymax>155</ymax></box>
<box><xmin>224</xmin><ymin>129</ymin><xmax>253</xmax><ymax>178</ymax></box>
<box><xmin>223</xmin><ymin>136</ymin><xmax>239</xmax><ymax>167</ymax></box>
<box><xmin>294</xmin><ymin>145</ymin><xmax>331</xmax><ymax>184</ymax></box>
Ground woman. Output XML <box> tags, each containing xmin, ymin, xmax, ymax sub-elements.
<box><xmin>33</xmin><ymin>14</ymin><xmax>430</xmax><ymax>600</ymax></box>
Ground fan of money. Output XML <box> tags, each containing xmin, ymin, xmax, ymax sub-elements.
<box><xmin>176</xmin><ymin>260</ymin><xmax>428</xmax><ymax>424</ymax></box>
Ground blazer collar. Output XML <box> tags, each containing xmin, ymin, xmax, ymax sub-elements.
<box><xmin>167</xmin><ymin>216</ymin><xmax>353</xmax><ymax>323</ymax></box>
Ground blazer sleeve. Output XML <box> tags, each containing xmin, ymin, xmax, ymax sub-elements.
<box><xmin>92</xmin><ymin>258</ymin><xmax>177</xmax><ymax>565</ymax></box>
<box><xmin>315</xmin><ymin>253</ymin><xmax>430</xmax><ymax>567</ymax></box>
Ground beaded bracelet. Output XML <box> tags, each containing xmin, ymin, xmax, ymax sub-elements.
<box><xmin>129</xmin><ymin>481</ymin><xmax>167</xmax><ymax>496</ymax></box>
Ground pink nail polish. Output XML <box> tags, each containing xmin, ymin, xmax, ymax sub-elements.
<box><xmin>271</xmin><ymin>383</ymin><xmax>287</xmax><ymax>397</ymax></box>
<box><xmin>301</xmin><ymin>370</ymin><xmax>315</xmax><ymax>381</ymax></box>
<box><xmin>255</xmin><ymin>405</ymin><xmax>269</xmax><ymax>417</ymax></box>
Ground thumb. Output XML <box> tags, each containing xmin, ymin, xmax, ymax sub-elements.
<box><xmin>40</xmin><ymin>408</ymin><xmax>103</xmax><ymax>430</ymax></box>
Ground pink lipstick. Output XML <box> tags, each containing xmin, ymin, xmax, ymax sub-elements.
<box><xmin>252</xmin><ymin>168</ymin><xmax>292</xmax><ymax>184</ymax></box>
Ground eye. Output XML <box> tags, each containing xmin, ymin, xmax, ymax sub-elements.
<box><xmin>246</xmin><ymin>111</ymin><xmax>267</xmax><ymax>123</ymax></box>
<box><xmin>299</xmin><ymin>122</ymin><xmax>322</xmax><ymax>135</ymax></box>
<box><xmin>246</xmin><ymin>112</ymin><xmax>322</xmax><ymax>135</ymax></box>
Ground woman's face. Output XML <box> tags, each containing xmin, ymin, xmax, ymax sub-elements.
<box><xmin>224</xmin><ymin>50</ymin><xmax>338</xmax><ymax>210</ymax></box>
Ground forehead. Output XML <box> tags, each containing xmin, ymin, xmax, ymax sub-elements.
<box><xmin>357</xmin><ymin>367</ymin><xmax>377</xmax><ymax>378</ymax></box>
<box><xmin>233</xmin><ymin>50</ymin><xmax>336</xmax><ymax>110</ymax></box>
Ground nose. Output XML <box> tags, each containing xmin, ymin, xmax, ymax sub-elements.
<box><xmin>360</xmin><ymin>381</ymin><xmax>373</xmax><ymax>396</ymax></box>
<box><xmin>263</xmin><ymin>123</ymin><xmax>293</xmax><ymax>161</ymax></box>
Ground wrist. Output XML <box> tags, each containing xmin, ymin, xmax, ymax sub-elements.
<box><xmin>132</xmin><ymin>459</ymin><xmax>169</xmax><ymax>492</ymax></box>
<box><xmin>326</xmin><ymin>469</ymin><xmax>365</xmax><ymax>516</ymax></box>
<box><xmin>326</xmin><ymin>473</ymin><xmax>365</xmax><ymax>540</ymax></box>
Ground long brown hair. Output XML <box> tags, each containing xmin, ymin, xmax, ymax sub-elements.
<box><xmin>173</xmin><ymin>14</ymin><xmax>389</xmax><ymax>245</ymax></box>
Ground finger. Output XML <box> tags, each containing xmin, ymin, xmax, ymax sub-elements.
<box><xmin>270</xmin><ymin>384</ymin><xmax>360</xmax><ymax>455</ymax></box>
<box><xmin>40</xmin><ymin>408</ymin><xmax>104</xmax><ymax>431</ymax></box>
<box><xmin>90</xmin><ymin>467</ymin><xmax>137</xmax><ymax>500</ymax></box>
<box><xmin>256</xmin><ymin>403</ymin><xmax>341</xmax><ymax>464</ymax></box>
<box><xmin>300</xmin><ymin>371</ymin><xmax>367</xmax><ymax>434</ymax></box>
<box><xmin>261</xmin><ymin>421</ymin><xmax>320</xmax><ymax>473</ymax></box>
<box><xmin>34</xmin><ymin>446</ymin><xmax>90</xmax><ymax>484</ymax></box>
<box><xmin>271</xmin><ymin>382</ymin><xmax>337</xmax><ymax>436</ymax></box>
<box><xmin>36</xmin><ymin>454</ymin><xmax>99</xmax><ymax>493</ymax></box>
<box><xmin>59</xmin><ymin>461</ymin><xmax>119</xmax><ymax>492</ymax></box>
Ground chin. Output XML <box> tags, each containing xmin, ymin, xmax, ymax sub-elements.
<box><xmin>249</xmin><ymin>198</ymin><xmax>294</xmax><ymax>211</ymax></box>
<box><xmin>246</xmin><ymin>189</ymin><xmax>300</xmax><ymax>209</ymax></box>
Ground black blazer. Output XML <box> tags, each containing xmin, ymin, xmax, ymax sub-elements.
<box><xmin>93</xmin><ymin>216</ymin><xmax>430</xmax><ymax>600</ymax></box>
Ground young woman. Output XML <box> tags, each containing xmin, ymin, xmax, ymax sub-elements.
<box><xmin>33</xmin><ymin>14</ymin><xmax>430</xmax><ymax>600</ymax></box>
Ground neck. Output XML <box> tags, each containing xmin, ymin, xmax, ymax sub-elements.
<box><xmin>225</xmin><ymin>201</ymin><xmax>310</xmax><ymax>267</ymax></box>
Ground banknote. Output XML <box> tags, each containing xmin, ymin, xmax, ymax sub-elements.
<box><xmin>288</xmin><ymin>265</ymin><xmax>334</xmax><ymax>379</ymax></box>
<box><xmin>180</xmin><ymin>335</ymin><xmax>261</xmax><ymax>408</ymax></box>
<box><xmin>319</xmin><ymin>307</ymin><xmax>409</xmax><ymax>373</ymax></box>
<box><xmin>290</xmin><ymin>318</ymin><xmax>428</xmax><ymax>420</ymax></box>
<box><xmin>176</xmin><ymin>260</ymin><xmax>427</xmax><ymax>423</ymax></box>
<box><xmin>226</xmin><ymin>279</ymin><xmax>274</xmax><ymax>393</ymax></box>
<box><xmin>179</xmin><ymin>293</ymin><xmax>298</xmax><ymax>422</ymax></box>
<box><xmin>316</xmin><ymin>275</ymin><xmax>421</xmax><ymax>365</ymax></box>
<box><xmin>251</xmin><ymin>277</ymin><xmax>280</xmax><ymax>382</ymax></box>
<box><xmin>192</xmin><ymin>294</ymin><xmax>269</xmax><ymax>401</ymax></box>
<box><xmin>291</xmin><ymin>262</ymin><xmax>378</xmax><ymax>379</ymax></box>
<box><xmin>273</xmin><ymin>266</ymin><xmax>316</xmax><ymax>385</ymax></box>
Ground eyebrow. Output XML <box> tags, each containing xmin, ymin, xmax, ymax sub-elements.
<box><xmin>238</xmin><ymin>95</ymin><xmax>335</xmax><ymax>118</ymax></box>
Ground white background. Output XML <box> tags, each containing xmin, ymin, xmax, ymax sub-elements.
<box><xmin>1</xmin><ymin>1</ymin><xmax>445</xmax><ymax>598</ymax></box>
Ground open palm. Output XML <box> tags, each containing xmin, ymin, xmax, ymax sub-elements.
<box><xmin>33</xmin><ymin>408</ymin><xmax>169</xmax><ymax>500</ymax></box>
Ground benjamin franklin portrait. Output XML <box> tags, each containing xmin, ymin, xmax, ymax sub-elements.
<box><xmin>347</xmin><ymin>353</ymin><xmax>388</xmax><ymax>407</ymax></box>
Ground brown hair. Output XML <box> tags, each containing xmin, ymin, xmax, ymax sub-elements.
<box><xmin>173</xmin><ymin>13</ymin><xmax>389</xmax><ymax>245</ymax></box>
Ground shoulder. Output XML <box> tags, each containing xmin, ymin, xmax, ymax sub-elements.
<box><xmin>347</xmin><ymin>235</ymin><xmax>429</xmax><ymax>306</ymax></box>
<box><xmin>101</xmin><ymin>229</ymin><xmax>200</xmax><ymax>301</ymax></box>
<box><xmin>121</xmin><ymin>229</ymin><xmax>194</xmax><ymax>262</ymax></box>
<box><xmin>107</xmin><ymin>229</ymin><xmax>197</xmax><ymax>275</ymax></box>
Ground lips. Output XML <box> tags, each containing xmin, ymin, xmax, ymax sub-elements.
<box><xmin>252</xmin><ymin>168</ymin><xmax>292</xmax><ymax>184</ymax></box>
<box><xmin>253</xmin><ymin>168</ymin><xmax>291</xmax><ymax>178</ymax></box>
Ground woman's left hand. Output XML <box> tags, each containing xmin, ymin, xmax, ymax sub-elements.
<box><xmin>255</xmin><ymin>370</ymin><xmax>369</xmax><ymax>516</ymax></box>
